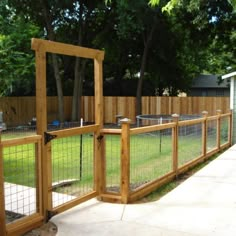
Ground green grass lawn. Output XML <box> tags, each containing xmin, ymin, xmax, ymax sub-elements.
<box><xmin>135</xmin><ymin>153</ymin><xmax>220</xmax><ymax>203</ymax></box>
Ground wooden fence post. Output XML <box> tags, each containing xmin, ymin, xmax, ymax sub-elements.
<box><xmin>0</xmin><ymin>132</ymin><xmax>6</xmax><ymax>236</ymax></box>
<box><xmin>32</xmin><ymin>43</ymin><xmax>48</xmax><ymax>220</ymax></box>
<box><xmin>120</xmin><ymin>118</ymin><xmax>131</xmax><ymax>204</ymax></box>
<box><xmin>172</xmin><ymin>114</ymin><xmax>179</xmax><ymax>177</ymax></box>
<box><xmin>229</xmin><ymin>110</ymin><xmax>233</xmax><ymax>146</ymax></box>
<box><xmin>216</xmin><ymin>110</ymin><xmax>222</xmax><ymax>150</ymax></box>
<box><xmin>94</xmin><ymin>56</ymin><xmax>105</xmax><ymax>195</ymax></box>
<box><xmin>202</xmin><ymin>111</ymin><xmax>208</xmax><ymax>158</ymax></box>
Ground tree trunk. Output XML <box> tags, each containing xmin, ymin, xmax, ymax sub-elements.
<box><xmin>40</xmin><ymin>0</ymin><xmax>64</xmax><ymax>124</ymax></box>
<box><xmin>72</xmin><ymin>58</ymin><xmax>86</xmax><ymax>121</ymax></box>
<box><xmin>78</xmin><ymin>60</ymin><xmax>86</xmax><ymax>121</ymax></box>
<box><xmin>72</xmin><ymin>57</ymin><xmax>80</xmax><ymax>121</ymax></box>
<box><xmin>71</xmin><ymin>2</ymin><xmax>86</xmax><ymax>122</ymax></box>
<box><xmin>51</xmin><ymin>54</ymin><xmax>64</xmax><ymax>124</ymax></box>
<box><xmin>136</xmin><ymin>47</ymin><xmax>148</xmax><ymax>116</ymax></box>
<box><xmin>136</xmin><ymin>22</ymin><xmax>157</xmax><ymax>116</ymax></box>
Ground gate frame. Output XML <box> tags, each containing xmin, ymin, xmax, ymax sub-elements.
<box><xmin>31</xmin><ymin>38</ymin><xmax>105</xmax><ymax>220</ymax></box>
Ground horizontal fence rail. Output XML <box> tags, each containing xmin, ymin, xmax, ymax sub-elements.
<box><xmin>0</xmin><ymin>96</ymin><xmax>230</xmax><ymax>127</ymax></box>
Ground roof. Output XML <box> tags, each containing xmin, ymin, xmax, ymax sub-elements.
<box><xmin>222</xmin><ymin>71</ymin><xmax>236</xmax><ymax>80</ymax></box>
<box><xmin>191</xmin><ymin>74</ymin><xmax>230</xmax><ymax>88</ymax></box>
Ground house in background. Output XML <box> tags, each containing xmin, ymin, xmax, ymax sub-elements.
<box><xmin>188</xmin><ymin>74</ymin><xmax>230</xmax><ymax>97</ymax></box>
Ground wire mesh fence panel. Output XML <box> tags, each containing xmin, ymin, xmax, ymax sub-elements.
<box><xmin>207</xmin><ymin>119</ymin><xmax>217</xmax><ymax>151</ymax></box>
<box><xmin>1</xmin><ymin>127</ymin><xmax>36</xmax><ymax>140</ymax></box>
<box><xmin>3</xmin><ymin>143</ymin><xmax>38</xmax><ymax>224</ymax></box>
<box><xmin>130</xmin><ymin>129</ymin><xmax>173</xmax><ymax>191</ymax></box>
<box><xmin>51</xmin><ymin>133</ymin><xmax>94</xmax><ymax>208</ymax></box>
<box><xmin>178</xmin><ymin>124</ymin><xmax>202</xmax><ymax>167</ymax></box>
<box><xmin>105</xmin><ymin>134</ymin><xmax>121</xmax><ymax>193</ymax></box>
<box><xmin>220</xmin><ymin>116</ymin><xmax>229</xmax><ymax>145</ymax></box>
<box><xmin>136</xmin><ymin>115</ymin><xmax>201</xmax><ymax>127</ymax></box>
<box><xmin>1</xmin><ymin>122</ymin><xmax>90</xmax><ymax>140</ymax></box>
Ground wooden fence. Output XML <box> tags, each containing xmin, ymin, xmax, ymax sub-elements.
<box><xmin>101</xmin><ymin>111</ymin><xmax>232</xmax><ymax>203</ymax></box>
<box><xmin>0</xmin><ymin>110</ymin><xmax>232</xmax><ymax>235</ymax></box>
<box><xmin>0</xmin><ymin>96</ymin><xmax>230</xmax><ymax>127</ymax></box>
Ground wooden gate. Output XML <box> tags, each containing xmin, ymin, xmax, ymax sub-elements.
<box><xmin>44</xmin><ymin>124</ymin><xmax>101</xmax><ymax>217</ymax></box>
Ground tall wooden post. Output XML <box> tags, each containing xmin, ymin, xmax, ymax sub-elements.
<box><xmin>32</xmin><ymin>40</ymin><xmax>48</xmax><ymax>220</ymax></box>
<box><xmin>202</xmin><ymin>111</ymin><xmax>208</xmax><ymax>158</ymax></box>
<box><xmin>172</xmin><ymin>114</ymin><xmax>179</xmax><ymax>176</ymax></box>
<box><xmin>120</xmin><ymin>118</ymin><xmax>131</xmax><ymax>203</ymax></box>
<box><xmin>229</xmin><ymin>110</ymin><xmax>233</xmax><ymax>146</ymax></box>
<box><xmin>0</xmin><ymin>132</ymin><xmax>6</xmax><ymax>236</ymax></box>
<box><xmin>216</xmin><ymin>110</ymin><xmax>222</xmax><ymax>149</ymax></box>
<box><xmin>94</xmin><ymin>55</ymin><xmax>105</xmax><ymax>195</ymax></box>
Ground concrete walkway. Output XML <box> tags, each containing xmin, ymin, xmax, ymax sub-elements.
<box><xmin>51</xmin><ymin>145</ymin><xmax>236</xmax><ymax>236</ymax></box>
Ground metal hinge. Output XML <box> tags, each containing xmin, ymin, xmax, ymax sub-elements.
<box><xmin>97</xmin><ymin>135</ymin><xmax>104</xmax><ymax>142</ymax></box>
<box><xmin>46</xmin><ymin>210</ymin><xmax>57</xmax><ymax>221</ymax></box>
<box><xmin>44</xmin><ymin>132</ymin><xmax>57</xmax><ymax>145</ymax></box>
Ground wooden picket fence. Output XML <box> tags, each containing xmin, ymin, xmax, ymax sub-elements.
<box><xmin>0</xmin><ymin>96</ymin><xmax>230</xmax><ymax>127</ymax></box>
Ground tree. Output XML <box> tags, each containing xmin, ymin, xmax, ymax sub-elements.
<box><xmin>0</xmin><ymin>2</ymin><xmax>42</xmax><ymax>96</ymax></box>
<box><xmin>3</xmin><ymin>0</ymin><xmax>235</xmax><ymax>110</ymax></box>
<box><xmin>172</xmin><ymin>0</ymin><xmax>236</xmax><ymax>77</ymax></box>
<box><xmin>107</xmin><ymin>0</ymin><xmax>171</xmax><ymax>115</ymax></box>
<box><xmin>65</xmin><ymin>1</ymin><xmax>106</xmax><ymax>121</ymax></box>
<box><xmin>204</xmin><ymin>1</ymin><xmax>236</xmax><ymax>75</ymax></box>
<box><xmin>7</xmin><ymin>0</ymin><xmax>108</xmax><ymax>122</ymax></box>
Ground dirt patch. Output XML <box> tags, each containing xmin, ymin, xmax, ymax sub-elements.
<box><xmin>5</xmin><ymin>210</ymin><xmax>24</xmax><ymax>224</ymax></box>
<box><xmin>23</xmin><ymin>221</ymin><xmax>58</xmax><ymax>236</ymax></box>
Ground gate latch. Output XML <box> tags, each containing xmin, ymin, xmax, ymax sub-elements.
<box><xmin>44</xmin><ymin>132</ymin><xmax>57</xmax><ymax>144</ymax></box>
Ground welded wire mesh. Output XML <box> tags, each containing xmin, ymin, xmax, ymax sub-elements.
<box><xmin>1</xmin><ymin>122</ymin><xmax>88</xmax><ymax>140</ymax></box>
<box><xmin>3</xmin><ymin>143</ymin><xmax>38</xmax><ymax>224</ymax></box>
<box><xmin>207</xmin><ymin>119</ymin><xmax>217</xmax><ymax>151</ymax></box>
<box><xmin>47</xmin><ymin>121</ymin><xmax>83</xmax><ymax>131</ymax></box>
<box><xmin>130</xmin><ymin>129</ymin><xmax>173</xmax><ymax>191</ymax></box>
<box><xmin>220</xmin><ymin>116</ymin><xmax>229</xmax><ymax>144</ymax></box>
<box><xmin>1</xmin><ymin>127</ymin><xmax>36</xmax><ymax>140</ymax></box>
<box><xmin>136</xmin><ymin>114</ymin><xmax>201</xmax><ymax>127</ymax></box>
<box><xmin>178</xmin><ymin>123</ymin><xmax>202</xmax><ymax>167</ymax></box>
<box><xmin>51</xmin><ymin>133</ymin><xmax>94</xmax><ymax>208</ymax></box>
<box><xmin>105</xmin><ymin>134</ymin><xmax>121</xmax><ymax>193</ymax></box>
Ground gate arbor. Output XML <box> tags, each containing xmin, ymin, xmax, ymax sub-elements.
<box><xmin>32</xmin><ymin>38</ymin><xmax>105</xmax><ymax>218</ymax></box>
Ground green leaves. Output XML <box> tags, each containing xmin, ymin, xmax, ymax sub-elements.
<box><xmin>148</xmin><ymin>0</ymin><xmax>160</xmax><ymax>7</ymax></box>
<box><xmin>229</xmin><ymin>0</ymin><xmax>236</xmax><ymax>9</ymax></box>
<box><xmin>0</xmin><ymin>8</ymin><xmax>42</xmax><ymax>96</ymax></box>
<box><xmin>162</xmin><ymin>0</ymin><xmax>179</xmax><ymax>14</ymax></box>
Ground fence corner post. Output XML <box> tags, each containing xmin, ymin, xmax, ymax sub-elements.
<box><xmin>202</xmin><ymin>111</ymin><xmax>208</xmax><ymax>158</ymax></box>
<box><xmin>120</xmin><ymin>118</ymin><xmax>131</xmax><ymax>204</ymax></box>
<box><xmin>0</xmin><ymin>132</ymin><xmax>6</xmax><ymax>236</ymax></box>
<box><xmin>229</xmin><ymin>109</ymin><xmax>233</xmax><ymax>146</ymax></box>
<box><xmin>172</xmin><ymin>114</ymin><xmax>179</xmax><ymax>177</ymax></box>
<box><xmin>216</xmin><ymin>110</ymin><xmax>222</xmax><ymax>149</ymax></box>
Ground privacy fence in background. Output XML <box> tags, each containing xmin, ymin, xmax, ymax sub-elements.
<box><xmin>0</xmin><ymin>96</ymin><xmax>230</xmax><ymax>127</ymax></box>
